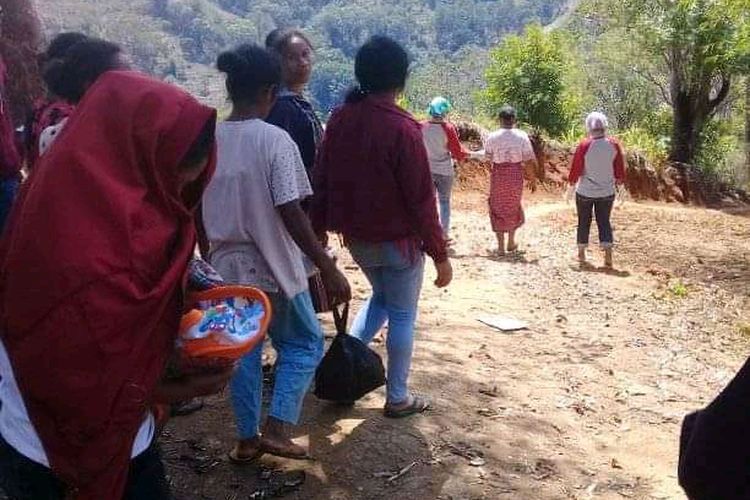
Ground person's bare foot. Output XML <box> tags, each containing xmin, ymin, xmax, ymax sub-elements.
<box><xmin>228</xmin><ymin>436</ymin><xmax>263</xmax><ymax>463</ymax></box>
<box><xmin>260</xmin><ymin>417</ymin><xmax>310</xmax><ymax>459</ymax></box>
<box><xmin>578</xmin><ymin>247</ymin><xmax>587</xmax><ymax>263</ymax></box>
<box><xmin>604</xmin><ymin>248</ymin><xmax>613</xmax><ymax>268</ymax></box>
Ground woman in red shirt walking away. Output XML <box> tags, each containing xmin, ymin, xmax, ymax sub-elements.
<box><xmin>422</xmin><ymin>96</ymin><xmax>471</xmax><ymax>243</ymax></box>
<box><xmin>568</xmin><ymin>112</ymin><xmax>625</xmax><ymax>268</ymax></box>
<box><xmin>313</xmin><ymin>36</ymin><xmax>453</xmax><ymax>418</ymax></box>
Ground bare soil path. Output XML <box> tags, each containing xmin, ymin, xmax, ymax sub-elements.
<box><xmin>165</xmin><ymin>192</ymin><xmax>749</xmax><ymax>500</ymax></box>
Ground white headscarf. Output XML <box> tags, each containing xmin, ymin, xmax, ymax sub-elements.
<box><xmin>585</xmin><ymin>112</ymin><xmax>608</xmax><ymax>137</ymax></box>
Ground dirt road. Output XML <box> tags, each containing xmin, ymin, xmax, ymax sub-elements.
<box><xmin>165</xmin><ymin>192</ymin><xmax>749</xmax><ymax>500</ymax></box>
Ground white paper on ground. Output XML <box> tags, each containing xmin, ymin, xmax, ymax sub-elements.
<box><xmin>477</xmin><ymin>315</ymin><xmax>529</xmax><ymax>332</ymax></box>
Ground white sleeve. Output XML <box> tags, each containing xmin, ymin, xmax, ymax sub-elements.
<box><xmin>269</xmin><ymin>133</ymin><xmax>313</xmax><ymax>207</ymax></box>
<box><xmin>38</xmin><ymin>119</ymin><xmax>67</xmax><ymax>157</ymax></box>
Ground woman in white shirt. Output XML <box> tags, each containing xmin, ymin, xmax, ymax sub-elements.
<box><xmin>482</xmin><ymin>106</ymin><xmax>538</xmax><ymax>255</ymax></box>
<box><xmin>200</xmin><ymin>44</ymin><xmax>350</xmax><ymax>462</ymax></box>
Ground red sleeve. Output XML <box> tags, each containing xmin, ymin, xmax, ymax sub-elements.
<box><xmin>310</xmin><ymin>115</ymin><xmax>335</xmax><ymax>234</ymax></box>
<box><xmin>442</xmin><ymin>122</ymin><xmax>469</xmax><ymax>162</ymax></box>
<box><xmin>610</xmin><ymin>138</ymin><xmax>626</xmax><ymax>182</ymax></box>
<box><xmin>568</xmin><ymin>138</ymin><xmax>591</xmax><ymax>185</ymax></box>
<box><xmin>395</xmin><ymin>123</ymin><xmax>447</xmax><ymax>263</ymax></box>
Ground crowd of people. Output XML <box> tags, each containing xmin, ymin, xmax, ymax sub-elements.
<box><xmin>0</xmin><ymin>27</ymin><xmax>631</xmax><ymax>500</ymax></box>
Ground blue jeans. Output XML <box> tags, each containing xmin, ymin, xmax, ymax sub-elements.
<box><xmin>230</xmin><ymin>291</ymin><xmax>323</xmax><ymax>439</ymax></box>
<box><xmin>348</xmin><ymin>241</ymin><xmax>425</xmax><ymax>405</ymax></box>
<box><xmin>432</xmin><ymin>173</ymin><xmax>453</xmax><ymax>238</ymax></box>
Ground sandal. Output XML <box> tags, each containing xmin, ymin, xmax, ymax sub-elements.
<box><xmin>228</xmin><ymin>444</ymin><xmax>264</xmax><ymax>464</ymax></box>
<box><xmin>260</xmin><ymin>436</ymin><xmax>312</xmax><ymax>460</ymax></box>
<box><xmin>384</xmin><ymin>395</ymin><xmax>431</xmax><ymax>419</ymax></box>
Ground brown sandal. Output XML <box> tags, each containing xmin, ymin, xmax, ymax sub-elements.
<box><xmin>228</xmin><ymin>445</ymin><xmax>264</xmax><ymax>464</ymax></box>
<box><xmin>260</xmin><ymin>437</ymin><xmax>312</xmax><ymax>460</ymax></box>
<box><xmin>384</xmin><ymin>395</ymin><xmax>431</xmax><ymax>419</ymax></box>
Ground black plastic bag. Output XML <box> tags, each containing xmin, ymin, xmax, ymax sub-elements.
<box><xmin>314</xmin><ymin>303</ymin><xmax>386</xmax><ymax>402</ymax></box>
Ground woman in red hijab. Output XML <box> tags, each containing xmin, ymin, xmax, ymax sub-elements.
<box><xmin>0</xmin><ymin>38</ymin><xmax>229</xmax><ymax>500</ymax></box>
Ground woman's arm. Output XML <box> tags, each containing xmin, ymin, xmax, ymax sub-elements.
<box><xmin>443</xmin><ymin>122</ymin><xmax>470</xmax><ymax>162</ymax></box>
<box><xmin>278</xmin><ymin>201</ymin><xmax>351</xmax><ymax>304</ymax></box>
<box><xmin>393</xmin><ymin>124</ymin><xmax>452</xmax><ymax>287</ymax></box>
<box><xmin>611</xmin><ymin>139</ymin><xmax>626</xmax><ymax>184</ymax></box>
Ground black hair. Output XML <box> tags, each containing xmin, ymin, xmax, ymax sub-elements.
<box><xmin>268</xmin><ymin>28</ymin><xmax>314</xmax><ymax>54</ymax></box>
<box><xmin>217</xmin><ymin>44</ymin><xmax>281</xmax><ymax>105</ymax></box>
<box><xmin>498</xmin><ymin>105</ymin><xmax>517</xmax><ymax>122</ymax></box>
<box><xmin>346</xmin><ymin>35</ymin><xmax>409</xmax><ymax>104</ymax></box>
<box><xmin>44</xmin><ymin>32</ymin><xmax>88</xmax><ymax>62</ymax></box>
<box><xmin>43</xmin><ymin>38</ymin><xmax>123</xmax><ymax>103</ymax></box>
<box><xmin>265</xmin><ymin>28</ymin><xmax>285</xmax><ymax>50</ymax></box>
<box><xmin>180</xmin><ymin>116</ymin><xmax>216</xmax><ymax>168</ymax></box>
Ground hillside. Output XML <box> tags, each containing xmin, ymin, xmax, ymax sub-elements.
<box><xmin>35</xmin><ymin>0</ymin><xmax>569</xmax><ymax>111</ymax></box>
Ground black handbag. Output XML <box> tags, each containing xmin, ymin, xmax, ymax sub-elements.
<box><xmin>314</xmin><ymin>303</ymin><xmax>386</xmax><ymax>402</ymax></box>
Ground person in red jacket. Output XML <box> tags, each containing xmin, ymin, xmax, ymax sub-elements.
<box><xmin>567</xmin><ymin>112</ymin><xmax>625</xmax><ymax>268</ymax></box>
<box><xmin>421</xmin><ymin>96</ymin><xmax>471</xmax><ymax>243</ymax></box>
<box><xmin>312</xmin><ymin>36</ymin><xmax>453</xmax><ymax>418</ymax></box>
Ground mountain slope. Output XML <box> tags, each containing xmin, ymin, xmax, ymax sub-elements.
<box><xmin>36</xmin><ymin>0</ymin><xmax>569</xmax><ymax>111</ymax></box>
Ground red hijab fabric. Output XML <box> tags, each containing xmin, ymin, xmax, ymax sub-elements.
<box><xmin>0</xmin><ymin>70</ymin><xmax>216</xmax><ymax>499</ymax></box>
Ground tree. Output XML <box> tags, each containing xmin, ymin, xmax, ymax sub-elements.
<box><xmin>480</xmin><ymin>24</ymin><xmax>570</xmax><ymax>137</ymax></box>
<box><xmin>604</xmin><ymin>0</ymin><xmax>750</xmax><ymax>164</ymax></box>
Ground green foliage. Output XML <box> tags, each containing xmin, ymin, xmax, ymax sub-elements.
<box><xmin>618</xmin><ymin>127</ymin><xmax>669</xmax><ymax>166</ymax></box>
<box><xmin>696</xmin><ymin>114</ymin><xmax>745</xmax><ymax>183</ymax></box>
<box><xmin>40</xmin><ymin>0</ymin><xmax>571</xmax><ymax>114</ymax></box>
<box><xmin>406</xmin><ymin>45</ymin><xmax>488</xmax><ymax>118</ymax></box>
<box><xmin>480</xmin><ymin>24</ymin><xmax>571</xmax><ymax>137</ymax></box>
<box><xmin>669</xmin><ymin>281</ymin><xmax>689</xmax><ymax>298</ymax></box>
<box><xmin>157</xmin><ymin>0</ymin><xmax>568</xmax><ymax>112</ymax></box>
<box><xmin>584</xmin><ymin>0</ymin><xmax>750</xmax><ymax>163</ymax></box>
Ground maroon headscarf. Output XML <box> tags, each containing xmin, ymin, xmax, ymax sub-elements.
<box><xmin>0</xmin><ymin>70</ymin><xmax>216</xmax><ymax>499</ymax></box>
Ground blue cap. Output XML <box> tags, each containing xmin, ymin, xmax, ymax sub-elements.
<box><xmin>428</xmin><ymin>96</ymin><xmax>452</xmax><ymax>118</ymax></box>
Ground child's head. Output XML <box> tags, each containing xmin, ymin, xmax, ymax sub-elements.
<box><xmin>43</xmin><ymin>37</ymin><xmax>128</xmax><ymax>103</ymax></box>
<box><xmin>498</xmin><ymin>105</ymin><xmax>517</xmax><ymax>128</ymax></box>
<box><xmin>585</xmin><ymin>111</ymin><xmax>609</xmax><ymax>138</ymax></box>
<box><xmin>429</xmin><ymin>96</ymin><xmax>452</xmax><ymax>120</ymax></box>
<box><xmin>268</xmin><ymin>28</ymin><xmax>315</xmax><ymax>90</ymax></box>
<box><xmin>347</xmin><ymin>35</ymin><xmax>409</xmax><ymax>103</ymax></box>
<box><xmin>217</xmin><ymin>44</ymin><xmax>281</xmax><ymax>119</ymax></box>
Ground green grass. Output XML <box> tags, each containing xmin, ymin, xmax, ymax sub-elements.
<box><xmin>668</xmin><ymin>281</ymin><xmax>689</xmax><ymax>298</ymax></box>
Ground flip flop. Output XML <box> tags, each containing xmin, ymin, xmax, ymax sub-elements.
<box><xmin>384</xmin><ymin>395</ymin><xmax>431</xmax><ymax>419</ymax></box>
<box><xmin>260</xmin><ymin>438</ymin><xmax>312</xmax><ymax>460</ymax></box>
<box><xmin>228</xmin><ymin>445</ymin><xmax>264</xmax><ymax>464</ymax></box>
